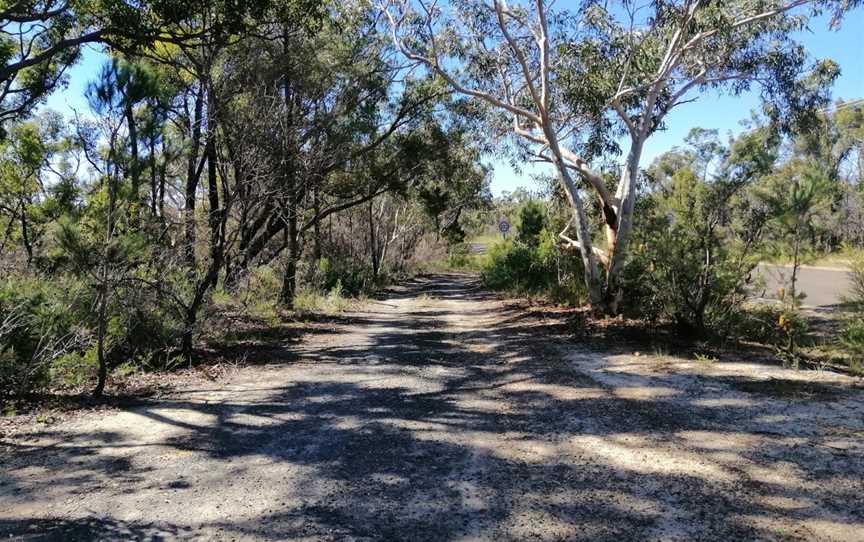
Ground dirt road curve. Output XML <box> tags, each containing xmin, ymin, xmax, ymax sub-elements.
<box><xmin>2</xmin><ymin>274</ymin><xmax>863</xmax><ymax>541</ymax></box>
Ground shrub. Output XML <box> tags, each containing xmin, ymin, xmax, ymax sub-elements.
<box><xmin>482</xmin><ymin>240</ymin><xmax>542</xmax><ymax>292</ymax></box>
<box><xmin>517</xmin><ymin>201</ymin><xmax>546</xmax><ymax>247</ymax></box>
<box><xmin>0</xmin><ymin>274</ymin><xmax>90</xmax><ymax>397</ymax></box>
<box><xmin>0</xmin><ymin>264</ymin><xmax>192</xmax><ymax>397</ymax></box>
<box><xmin>839</xmin><ymin>254</ymin><xmax>864</xmax><ymax>374</ymax></box>
<box><xmin>480</xmin><ymin>231</ymin><xmax>587</xmax><ymax>304</ymax></box>
<box><xmin>309</xmin><ymin>257</ymin><xmax>381</xmax><ymax>297</ymax></box>
<box><xmin>293</xmin><ymin>280</ymin><xmax>353</xmax><ymax>315</ymax></box>
<box><xmin>839</xmin><ymin>318</ymin><xmax>864</xmax><ymax>374</ymax></box>
<box><xmin>621</xmin><ymin>180</ymin><xmax>756</xmax><ymax>337</ymax></box>
<box><xmin>447</xmin><ymin>243</ymin><xmax>479</xmax><ymax>269</ymax></box>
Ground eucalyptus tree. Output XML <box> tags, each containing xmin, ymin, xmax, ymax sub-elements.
<box><xmin>384</xmin><ymin>0</ymin><xmax>859</xmax><ymax>311</ymax></box>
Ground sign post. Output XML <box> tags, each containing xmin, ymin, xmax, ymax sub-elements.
<box><xmin>498</xmin><ymin>218</ymin><xmax>511</xmax><ymax>239</ymax></box>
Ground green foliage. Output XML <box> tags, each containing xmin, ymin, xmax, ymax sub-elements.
<box><xmin>447</xmin><ymin>243</ymin><xmax>476</xmax><ymax>269</ymax></box>
<box><xmin>309</xmin><ymin>257</ymin><xmax>382</xmax><ymax>297</ymax></box>
<box><xmin>482</xmin><ymin>240</ymin><xmax>541</xmax><ymax>293</ymax></box>
<box><xmin>839</xmin><ymin>318</ymin><xmax>864</xmax><ymax>375</ymax></box>
<box><xmin>754</xmin><ymin>160</ymin><xmax>832</xmax><ymax>260</ymax></box>
<box><xmin>0</xmin><ymin>274</ymin><xmax>89</xmax><ymax>396</ymax></box>
<box><xmin>517</xmin><ymin>201</ymin><xmax>545</xmax><ymax>247</ymax></box>
<box><xmin>293</xmin><ymin>281</ymin><xmax>353</xmax><ymax>315</ymax></box>
<box><xmin>839</xmin><ymin>254</ymin><xmax>864</xmax><ymax>374</ymax></box>
<box><xmin>481</xmin><ymin>227</ymin><xmax>586</xmax><ymax>305</ymax></box>
<box><xmin>624</xmin><ymin>163</ymin><xmax>757</xmax><ymax>336</ymax></box>
<box><xmin>50</xmin><ymin>350</ymin><xmax>98</xmax><ymax>389</ymax></box>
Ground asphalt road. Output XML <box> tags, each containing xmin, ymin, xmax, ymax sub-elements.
<box><xmin>470</xmin><ymin>239</ymin><xmax>852</xmax><ymax>309</ymax></box>
<box><xmin>753</xmin><ymin>264</ymin><xmax>852</xmax><ymax>308</ymax></box>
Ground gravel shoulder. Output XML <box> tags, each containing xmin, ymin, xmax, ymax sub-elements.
<box><xmin>1</xmin><ymin>273</ymin><xmax>862</xmax><ymax>541</ymax></box>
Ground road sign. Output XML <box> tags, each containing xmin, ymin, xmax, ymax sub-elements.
<box><xmin>498</xmin><ymin>219</ymin><xmax>510</xmax><ymax>234</ymax></box>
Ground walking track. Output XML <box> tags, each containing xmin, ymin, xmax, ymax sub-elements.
<box><xmin>1</xmin><ymin>274</ymin><xmax>862</xmax><ymax>541</ymax></box>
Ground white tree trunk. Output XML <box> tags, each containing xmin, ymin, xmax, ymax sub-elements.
<box><xmin>606</xmin><ymin>138</ymin><xmax>644</xmax><ymax>302</ymax></box>
<box><xmin>550</xmin><ymin>154</ymin><xmax>604</xmax><ymax>305</ymax></box>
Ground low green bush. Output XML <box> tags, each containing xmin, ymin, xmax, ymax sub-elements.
<box><xmin>0</xmin><ymin>274</ymin><xmax>89</xmax><ymax>396</ymax></box>
<box><xmin>447</xmin><ymin>243</ymin><xmax>482</xmax><ymax>270</ymax></box>
<box><xmin>0</xmin><ymin>268</ymin><xmax>189</xmax><ymax>396</ymax></box>
<box><xmin>481</xmin><ymin>229</ymin><xmax>587</xmax><ymax>305</ymax></box>
<box><xmin>293</xmin><ymin>280</ymin><xmax>354</xmax><ymax>315</ymax></box>
<box><xmin>482</xmin><ymin>239</ymin><xmax>542</xmax><ymax>292</ymax></box>
<box><xmin>621</xmin><ymin>182</ymin><xmax>756</xmax><ymax>337</ymax></box>
<box><xmin>309</xmin><ymin>258</ymin><xmax>382</xmax><ymax>297</ymax></box>
<box><xmin>838</xmin><ymin>254</ymin><xmax>864</xmax><ymax>374</ymax></box>
<box><xmin>839</xmin><ymin>318</ymin><xmax>864</xmax><ymax>374</ymax></box>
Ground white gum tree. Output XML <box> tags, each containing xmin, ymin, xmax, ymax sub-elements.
<box><xmin>382</xmin><ymin>0</ymin><xmax>857</xmax><ymax>311</ymax></box>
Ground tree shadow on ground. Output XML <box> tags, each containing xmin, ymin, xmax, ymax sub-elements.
<box><xmin>2</xmin><ymin>274</ymin><xmax>862</xmax><ymax>541</ymax></box>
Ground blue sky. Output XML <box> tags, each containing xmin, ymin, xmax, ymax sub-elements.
<box><xmin>42</xmin><ymin>9</ymin><xmax>863</xmax><ymax>195</ymax></box>
<box><xmin>491</xmin><ymin>10</ymin><xmax>864</xmax><ymax>195</ymax></box>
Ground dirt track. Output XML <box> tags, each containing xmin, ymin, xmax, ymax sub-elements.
<box><xmin>1</xmin><ymin>274</ymin><xmax>863</xmax><ymax>541</ymax></box>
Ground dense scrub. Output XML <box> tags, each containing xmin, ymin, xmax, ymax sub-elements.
<box><xmin>478</xmin><ymin>116</ymin><xmax>864</xmax><ymax>373</ymax></box>
<box><xmin>0</xmin><ymin>4</ymin><xmax>491</xmax><ymax>399</ymax></box>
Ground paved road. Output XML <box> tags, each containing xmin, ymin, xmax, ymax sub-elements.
<box><xmin>753</xmin><ymin>264</ymin><xmax>852</xmax><ymax>308</ymax></box>
<box><xmin>2</xmin><ymin>274</ymin><xmax>862</xmax><ymax>540</ymax></box>
<box><xmin>468</xmin><ymin>242</ymin><xmax>488</xmax><ymax>255</ymax></box>
<box><xmin>468</xmin><ymin>240</ymin><xmax>852</xmax><ymax>309</ymax></box>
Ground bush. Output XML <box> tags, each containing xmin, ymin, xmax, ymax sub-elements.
<box><xmin>839</xmin><ymin>254</ymin><xmax>864</xmax><ymax>374</ymax></box>
<box><xmin>293</xmin><ymin>280</ymin><xmax>354</xmax><ymax>315</ymax></box>
<box><xmin>0</xmin><ymin>274</ymin><xmax>90</xmax><ymax>397</ymax></box>
<box><xmin>839</xmin><ymin>318</ymin><xmax>864</xmax><ymax>374</ymax></box>
<box><xmin>0</xmin><ymin>265</ymin><xmax>191</xmax><ymax>397</ymax></box>
<box><xmin>481</xmin><ymin>230</ymin><xmax>587</xmax><ymax>304</ymax></box>
<box><xmin>309</xmin><ymin>257</ymin><xmax>381</xmax><ymax>297</ymax></box>
<box><xmin>621</xmin><ymin>184</ymin><xmax>756</xmax><ymax>337</ymax></box>
<box><xmin>482</xmin><ymin>240</ymin><xmax>543</xmax><ymax>292</ymax></box>
<box><xmin>447</xmin><ymin>243</ymin><xmax>480</xmax><ymax>269</ymax></box>
<box><xmin>517</xmin><ymin>201</ymin><xmax>546</xmax><ymax>247</ymax></box>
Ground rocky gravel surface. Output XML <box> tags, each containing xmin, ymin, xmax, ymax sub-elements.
<box><xmin>1</xmin><ymin>274</ymin><xmax>862</xmax><ymax>541</ymax></box>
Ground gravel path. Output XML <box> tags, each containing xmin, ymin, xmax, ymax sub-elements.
<box><xmin>1</xmin><ymin>273</ymin><xmax>862</xmax><ymax>541</ymax></box>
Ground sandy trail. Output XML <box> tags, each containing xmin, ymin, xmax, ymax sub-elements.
<box><xmin>1</xmin><ymin>273</ymin><xmax>862</xmax><ymax>541</ymax></box>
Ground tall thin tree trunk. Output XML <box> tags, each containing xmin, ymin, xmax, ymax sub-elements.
<box><xmin>125</xmin><ymin>102</ymin><xmax>140</xmax><ymax>220</ymax></box>
<box><xmin>205</xmin><ymin>86</ymin><xmax>221</xmax><ymax>289</ymax></box>
<box><xmin>369</xmin><ymin>197</ymin><xmax>379</xmax><ymax>277</ymax></box>
<box><xmin>605</xmin><ymin>139</ymin><xmax>645</xmax><ymax>308</ymax></box>
<box><xmin>149</xmin><ymin>135</ymin><xmax>158</xmax><ymax>217</ymax></box>
<box><xmin>185</xmin><ymin>86</ymin><xmax>205</xmax><ymax>271</ymax></box>
<box><xmin>280</xmin><ymin>201</ymin><xmax>299</xmax><ymax>306</ymax></box>
<box><xmin>279</xmin><ymin>27</ymin><xmax>300</xmax><ymax>307</ymax></box>
<box><xmin>313</xmin><ymin>187</ymin><xmax>322</xmax><ymax>261</ymax></box>
<box><xmin>158</xmin><ymin>159</ymin><xmax>166</xmax><ymax>221</ymax></box>
<box><xmin>94</xmin><ymin>153</ymin><xmax>118</xmax><ymax>397</ymax></box>
<box><xmin>18</xmin><ymin>199</ymin><xmax>32</xmax><ymax>266</ymax></box>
